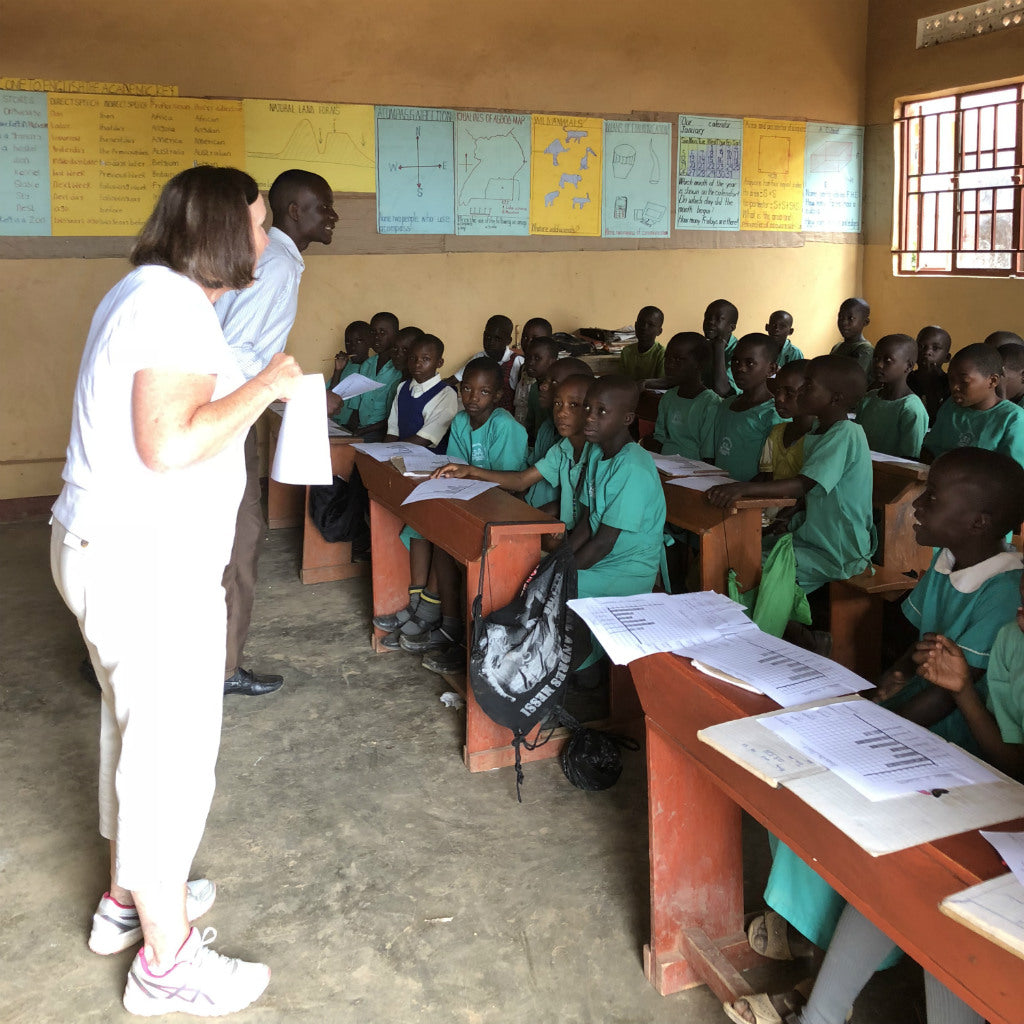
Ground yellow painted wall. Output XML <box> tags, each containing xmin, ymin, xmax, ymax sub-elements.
<box><xmin>0</xmin><ymin>0</ymin><xmax>868</xmax><ymax>500</ymax></box>
<box><xmin>862</xmin><ymin>0</ymin><xmax>1024</xmax><ymax>346</ymax></box>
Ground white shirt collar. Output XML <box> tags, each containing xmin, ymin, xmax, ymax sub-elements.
<box><xmin>409</xmin><ymin>374</ymin><xmax>441</xmax><ymax>396</ymax></box>
<box><xmin>266</xmin><ymin>226</ymin><xmax>304</xmax><ymax>268</ymax></box>
<box><xmin>933</xmin><ymin>546</ymin><xmax>1024</xmax><ymax>593</ymax></box>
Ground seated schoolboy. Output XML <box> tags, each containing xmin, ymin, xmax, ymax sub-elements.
<box><xmin>453</xmin><ymin>314</ymin><xmax>523</xmax><ymax>412</ymax></box>
<box><xmin>999</xmin><ymin>342</ymin><xmax>1024</xmax><ymax>407</ymax></box>
<box><xmin>326</xmin><ymin>320</ymin><xmax>372</xmax><ymax>427</ymax></box>
<box><xmin>512</xmin><ymin>316</ymin><xmax>553</xmax><ymax>424</ymax></box>
<box><xmin>642</xmin><ymin>332</ymin><xmax>721</xmax><ymax>459</ymax></box>
<box><xmin>855</xmin><ymin>333</ymin><xmax>928</xmax><ymax>459</ymax></box>
<box><xmin>704</xmin><ymin>298</ymin><xmax>741</xmax><ymax>396</ymax></box>
<box><xmin>618</xmin><ymin>305</ymin><xmax>666</xmax><ymax>382</ymax></box>
<box><xmin>830</xmin><ymin>297</ymin><xmax>873</xmax><ymax>376</ymax></box>
<box><xmin>382</xmin><ymin>326</ymin><xmax>423</xmax><ymax>419</ymax></box>
<box><xmin>384</xmin><ymin>334</ymin><xmax>458</xmax><ymax>449</ymax></box>
<box><xmin>711</xmin><ymin>334</ymin><xmax>782</xmax><ymax>482</ymax></box>
<box><xmin>570</xmin><ymin>375</ymin><xmax>667</xmax><ymax>599</ymax></box>
<box><xmin>349</xmin><ymin>311</ymin><xmax>403</xmax><ymax>440</ymax></box>
<box><xmin>908</xmin><ymin>325</ymin><xmax>952</xmax><ymax>425</ymax></box>
<box><xmin>522</xmin><ymin>336</ymin><xmax>562</xmax><ymax>441</ymax></box>
<box><xmin>369</xmin><ymin>310</ymin><xmax>399</xmax><ymax>359</ymax></box>
<box><xmin>379</xmin><ymin>357</ymin><xmax>527</xmax><ymax>661</ymax></box>
<box><xmin>921</xmin><ymin>342</ymin><xmax>1024</xmax><ymax>466</ymax></box>
<box><xmin>764</xmin><ymin>309</ymin><xmax>805</xmax><ymax>368</ymax></box>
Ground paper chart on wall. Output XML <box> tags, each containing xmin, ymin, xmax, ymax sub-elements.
<box><xmin>675</xmin><ymin>114</ymin><xmax>742</xmax><ymax>231</ymax></box>
<box><xmin>376</xmin><ymin>106</ymin><xmax>455</xmax><ymax>234</ymax></box>
<box><xmin>802</xmin><ymin>122</ymin><xmax>864</xmax><ymax>232</ymax></box>
<box><xmin>740</xmin><ymin>118</ymin><xmax>806</xmax><ymax>231</ymax></box>
<box><xmin>529</xmin><ymin>114</ymin><xmax>602</xmax><ymax>236</ymax></box>
<box><xmin>0</xmin><ymin>90</ymin><xmax>50</xmax><ymax>236</ymax></box>
<box><xmin>601</xmin><ymin>120</ymin><xmax>671</xmax><ymax>238</ymax></box>
<box><xmin>454</xmin><ymin>110</ymin><xmax>530</xmax><ymax>235</ymax></box>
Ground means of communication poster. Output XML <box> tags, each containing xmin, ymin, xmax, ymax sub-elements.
<box><xmin>454</xmin><ymin>110</ymin><xmax>530</xmax><ymax>235</ymax></box>
<box><xmin>0</xmin><ymin>90</ymin><xmax>50</xmax><ymax>235</ymax></box>
<box><xmin>675</xmin><ymin>115</ymin><xmax>742</xmax><ymax>231</ymax></box>
<box><xmin>740</xmin><ymin>118</ymin><xmax>806</xmax><ymax>232</ymax></box>
<box><xmin>529</xmin><ymin>115</ymin><xmax>602</xmax><ymax>236</ymax></box>
<box><xmin>601</xmin><ymin>120</ymin><xmax>671</xmax><ymax>239</ymax></box>
<box><xmin>802</xmin><ymin>122</ymin><xmax>863</xmax><ymax>232</ymax></box>
<box><xmin>375</xmin><ymin>106</ymin><xmax>455</xmax><ymax>234</ymax></box>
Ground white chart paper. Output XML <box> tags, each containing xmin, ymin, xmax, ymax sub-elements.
<box><xmin>401</xmin><ymin>477</ymin><xmax>497</xmax><ymax>505</ymax></box>
<box><xmin>399</xmin><ymin>450</ymin><xmax>467</xmax><ymax>475</ymax></box>
<box><xmin>331</xmin><ymin>373</ymin><xmax>384</xmax><ymax>399</ymax></box>
<box><xmin>666</xmin><ymin>474</ymin><xmax>735</xmax><ymax>493</ymax></box>
<box><xmin>353</xmin><ymin>441</ymin><xmax>432</xmax><ymax>462</ymax></box>
<box><xmin>651</xmin><ymin>454</ymin><xmax>721</xmax><ymax>477</ymax></box>
<box><xmin>269</xmin><ymin>375</ymin><xmax>332</xmax><ymax>485</ymax></box>
<box><xmin>981</xmin><ymin>830</ymin><xmax>1024</xmax><ymax>888</ymax></box>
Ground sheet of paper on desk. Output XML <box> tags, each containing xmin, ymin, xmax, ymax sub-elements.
<box><xmin>269</xmin><ymin>375</ymin><xmax>332</xmax><ymax>485</ymax></box>
<box><xmin>331</xmin><ymin>373</ymin><xmax>385</xmax><ymax>400</ymax></box>
<box><xmin>652</xmin><ymin>454</ymin><xmax>721</xmax><ymax>477</ymax></box>
<box><xmin>326</xmin><ymin>420</ymin><xmax>351</xmax><ymax>437</ymax></box>
<box><xmin>682</xmin><ymin>631</ymin><xmax>872</xmax><ymax>707</ymax></box>
<box><xmin>401</xmin><ymin>477</ymin><xmax>497</xmax><ymax>505</ymax></box>
<box><xmin>567</xmin><ymin>591</ymin><xmax>754</xmax><ymax>665</ymax></box>
<box><xmin>981</xmin><ymin>830</ymin><xmax>1024</xmax><ymax>887</ymax></box>
<box><xmin>353</xmin><ymin>441</ymin><xmax>428</xmax><ymax>462</ymax></box>
<box><xmin>666</xmin><ymin>474</ymin><xmax>736</xmax><ymax>492</ymax></box>
<box><xmin>399</xmin><ymin>450</ymin><xmax>467</xmax><ymax>475</ymax></box>
<box><xmin>940</xmin><ymin>873</ymin><xmax>1024</xmax><ymax>959</ymax></box>
<box><xmin>761</xmin><ymin>700</ymin><xmax>998</xmax><ymax>801</ymax></box>
<box><xmin>870</xmin><ymin>451</ymin><xmax>928</xmax><ymax>473</ymax></box>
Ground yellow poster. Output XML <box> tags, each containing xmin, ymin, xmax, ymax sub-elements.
<box><xmin>2</xmin><ymin>78</ymin><xmax>177</xmax><ymax>96</ymax></box>
<box><xmin>529</xmin><ymin>114</ymin><xmax>602</xmax><ymax>236</ymax></box>
<box><xmin>243</xmin><ymin>99</ymin><xmax>375</xmax><ymax>193</ymax></box>
<box><xmin>49</xmin><ymin>94</ymin><xmax>152</xmax><ymax>236</ymax></box>
<box><xmin>150</xmin><ymin>98</ymin><xmax>245</xmax><ymax>200</ymax></box>
<box><xmin>740</xmin><ymin>118</ymin><xmax>806</xmax><ymax>232</ymax></box>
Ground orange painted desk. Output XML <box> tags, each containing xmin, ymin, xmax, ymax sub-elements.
<box><xmin>871</xmin><ymin>456</ymin><xmax>930</xmax><ymax>576</ymax></box>
<box><xmin>631</xmin><ymin>653</ymin><xmax>1024</xmax><ymax>1023</ymax></box>
<box><xmin>266</xmin><ymin>413</ymin><xmax>304</xmax><ymax>529</ymax></box>
<box><xmin>663</xmin><ymin>479</ymin><xmax>794</xmax><ymax>595</ymax></box>
<box><xmin>636</xmin><ymin>389</ymin><xmax>662</xmax><ymax>440</ymax></box>
<box><xmin>356</xmin><ymin>450</ymin><xmax>576</xmax><ymax>772</ymax></box>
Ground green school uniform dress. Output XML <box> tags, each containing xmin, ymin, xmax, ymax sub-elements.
<box><xmin>788</xmin><ymin>420</ymin><xmax>876</xmax><ymax>593</ymax></box>
<box><xmin>525</xmin><ymin>415</ymin><xmax>559</xmax><ymax>508</ymax></box>
<box><xmin>525</xmin><ymin>380</ymin><xmax>542</xmax><ymax>436</ymax></box>
<box><xmin>619</xmin><ymin>341</ymin><xmax>665</xmax><ymax>381</ymax></box>
<box><xmin>774</xmin><ymin>338</ymin><xmax>805</xmax><ymax>368</ymax></box>
<box><xmin>702</xmin><ymin>334</ymin><xmax>739</xmax><ymax>394</ymax></box>
<box><xmin>713</xmin><ymin>396</ymin><xmax>782</xmax><ymax>481</ymax></box>
<box><xmin>652</xmin><ymin>387</ymin><xmax>721</xmax><ymax>458</ymax></box>
<box><xmin>988</xmin><ymin>620</ymin><xmax>1024</xmax><ymax>743</ymax></box>
<box><xmin>357</xmin><ymin>354</ymin><xmax>402</xmax><ymax>427</ymax></box>
<box><xmin>922</xmin><ymin>399</ymin><xmax>1024</xmax><ymax>465</ymax></box>
<box><xmin>327</xmin><ymin>359</ymin><xmax>366</xmax><ymax>427</ymax></box>
<box><xmin>577</xmin><ymin>442</ymin><xmax>666</xmax><ymax>598</ymax></box>
<box><xmin>855</xmin><ymin>391</ymin><xmax>928</xmax><ymax>460</ymax></box>
<box><xmin>533</xmin><ymin>437</ymin><xmax>593</xmax><ymax>530</ymax></box>
<box><xmin>765</xmin><ymin>547</ymin><xmax>1023</xmax><ymax>960</ymax></box>
<box><xmin>383</xmin><ymin>374</ymin><xmax>407</xmax><ymax>427</ymax></box>
<box><xmin>830</xmin><ymin>337</ymin><xmax>874</xmax><ymax>376</ymax></box>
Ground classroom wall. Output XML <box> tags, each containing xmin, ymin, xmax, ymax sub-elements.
<box><xmin>862</xmin><ymin>0</ymin><xmax>1024</xmax><ymax>347</ymax></box>
<box><xmin>0</xmin><ymin>0</ymin><xmax>868</xmax><ymax>502</ymax></box>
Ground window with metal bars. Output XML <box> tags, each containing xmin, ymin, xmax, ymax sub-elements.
<box><xmin>895</xmin><ymin>82</ymin><xmax>1023</xmax><ymax>276</ymax></box>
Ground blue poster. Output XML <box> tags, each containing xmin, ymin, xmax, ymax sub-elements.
<box><xmin>375</xmin><ymin>105</ymin><xmax>455</xmax><ymax>235</ymax></box>
<box><xmin>675</xmin><ymin>114</ymin><xmax>742</xmax><ymax>231</ymax></box>
<box><xmin>454</xmin><ymin>110</ymin><xmax>530</xmax><ymax>236</ymax></box>
<box><xmin>601</xmin><ymin>120</ymin><xmax>672</xmax><ymax>239</ymax></box>
<box><xmin>0</xmin><ymin>91</ymin><xmax>50</xmax><ymax>236</ymax></box>
<box><xmin>802</xmin><ymin>123</ymin><xmax>863</xmax><ymax>232</ymax></box>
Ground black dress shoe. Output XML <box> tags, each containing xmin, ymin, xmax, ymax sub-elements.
<box><xmin>224</xmin><ymin>667</ymin><xmax>284</xmax><ymax>696</ymax></box>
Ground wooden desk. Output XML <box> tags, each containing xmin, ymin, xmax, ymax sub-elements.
<box><xmin>663</xmin><ymin>479</ymin><xmax>794</xmax><ymax>595</ymax></box>
<box><xmin>631</xmin><ymin>653</ymin><xmax>1024</xmax><ymax>1023</ymax></box>
<box><xmin>357</xmin><ymin>450</ymin><xmax>598</xmax><ymax>772</ymax></box>
<box><xmin>636</xmin><ymin>389</ymin><xmax>662</xmax><ymax>440</ymax></box>
<box><xmin>871</xmin><ymin>456</ymin><xmax>930</xmax><ymax>576</ymax></box>
<box><xmin>266</xmin><ymin>412</ymin><xmax>304</xmax><ymax>529</ymax></box>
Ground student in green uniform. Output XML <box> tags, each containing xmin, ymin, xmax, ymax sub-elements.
<box><xmin>351</xmin><ymin>312</ymin><xmax>404</xmax><ymax>440</ymax></box>
<box><xmin>326</xmin><ymin>320</ymin><xmax>372</xmax><ymax>427</ymax></box>
<box><xmin>757</xmin><ymin>360</ymin><xmax>812</xmax><ymax>535</ymax></box>
<box><xmin>726</xmin><ymin>450</ymin><xmax>1024</xmax><ymax>1024</ymax></box>
<box><xmin>512</xmin><ymin>317</ymin><xmax>554</xmax><ymax>426</ymax></box>
<box><xmin>764</xmin><ymin>309</ymin><xmax>805</xmax><ymax>368</ymax></box>
<box><xmin>571</xmin><ymin>375</ymin><xmax>667</xmax><ymax>599</ymax></box>
<box><xmin>522</xmin><ymin>336</ymin><xmax>562</xmax><ymax>440</ymax></box>
<box><xmin>830</xmin><ymin>297</ymin><xmax>873</xmax><ymax>376</ymax></box>
<box><xmin>618</xmin><ymin>305</ymin><xmax>666</xmax><ymax>381</ymax></box>
<box><xmin>922</xmin><ymin>343</ymin><xmax>1024</xmax><ymax>465</ymax></box>
<box><xmin>642</xmin><ymin>332</ymin><xmax>721</xmax><ymax>459</ymax></box>
<box><xmin>908</xmin><ymin>325</ymin><xmax>952</xmax><ymax>425</ymax></box>
<box><xmin>704</xmin><ymin>298</ymin><xmax>740</xmax><ymax>396</ymax></box>
<box><xmin>711</xmin><ymin>334</ymin><xmax>782</xmax><ymax>482</ymax></box>
<box><xmin>855</xmin><ymin>333</ymin><xmax>928</xmax><ymax>459</ymax></box>
<box><xmin>999</xmin><ymin>343</ymin><xmax>1024</xmax><ymax>407</ymax></box>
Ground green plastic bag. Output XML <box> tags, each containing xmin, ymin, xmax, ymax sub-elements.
<box><xmin>727</xmin><ymin>533</ymin><xmax>811</xmax><ymax>638</ymax></box>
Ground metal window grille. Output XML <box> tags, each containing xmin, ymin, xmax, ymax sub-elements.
<box><xmin>895</xmin><ymin>82</ymin><xmax>1024</xmax><ymax>276</ymax></box>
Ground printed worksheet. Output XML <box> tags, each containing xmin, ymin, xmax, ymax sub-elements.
<box><xmin>401</xmin><ymin>478</ymin><xmax>497</xmax><ymax>505</ymax></box>
<box><xmin>331</xmin><ymin>373</ymin><xmax>384</xmax><ymax>399</ymax></box>
<box><xmin>269</xmin><ymin>375</ymin><xmax>333</xmax><ymax>485</ymax></box>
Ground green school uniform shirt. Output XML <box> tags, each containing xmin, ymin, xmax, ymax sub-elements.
<box><xmin>525</xmin><ymin>414</ymin><xmax>559</xmax><ymax>508</ymax></box>
<box><xmin>830</xmin><ymin>337</ymin><xmax>874</xmax><ymax>376</ymax></box>
<box><xmin>327</xmin><ymin>359</ymin><xmax>365</xmax><ymax>427</ymax></box>
<box><xmin>578</xmin><ymin>442</ymin><xmax>666</xmax><ymax>598</ymax></box>
<box><xmin>533</xmin><ymin>436</ymin><xmax>593</xmax><ymax>530</ymax></box>
<box><xmin>713</xmin><ymin>396</ymin><xmax>782</xmax><ymax>481</ymax></box>
<box><xmin>525</xmin><ymin>379</ymin><xmax>542</xmax><ymax>436</ymax></box>
<box><xmin>988</xmin><ymin>621</ymin><xmax>1024</xmax><ymax>744</ymax></box>
<box><xmin>447</xmin><ymin>407</ymin><xmax>527</xmax><ymax>472</ymax></box>
<box><xmin>619</xmin><ymin>341</ymin><xmax>665</xmax><ymax>381</ymax></box>
<box><xmin>652</xmin><ymin>387</ymin><xmax>721</xmax><ymax>458</ymax></box>
<box><xmin>889</xmin><ymin>547</ymin><xmax>1024</xmax><ymax>750</ymax></box>
<box><xmin>923</xmin><ymin>399</ymin><xmax>1024</xmax><ymax>465</ymax></box>
<box><xmin>775</xmin><ymin>338</ymin><xmax>805</xmax><ymax>368</ymax></box>
<box><xmin>702</xmin><ymin>334</ymin><xmax>739</xmax><ymax>394</ymax></box>
<box><xmin>358</xmin><ymin>354</ymin><xmax>403</xmax><ymax>426</ymax></box>
<box><xmin>789</xmin><ymin>419</ymin><xmax>876</xmax><ymax>592</ymax></box>
<box><xmin>855</xmin><ymin>391</ymin><xmax>928</xmax><ymax>460</ymax></box>
<box><xmin>383</xmin><ymin>374</ymin><xmax>408</xmax><ymax>427</ymax></box>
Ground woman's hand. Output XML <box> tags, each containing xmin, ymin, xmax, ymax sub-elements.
<box><xmin>258</xmin><ymin>352</ymin><xmax>303</xmax><ymax>401</ymax></box>
<box><xmin>432</xmin><ymin>463</ymin><xmax>472</xmax><ymax>480</ymax></box>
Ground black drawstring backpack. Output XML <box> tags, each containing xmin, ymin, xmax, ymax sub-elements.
<box><xmin>308</xmin><ymin>469</ymin><xmax>370</xmax><ymax>545</ymax></box>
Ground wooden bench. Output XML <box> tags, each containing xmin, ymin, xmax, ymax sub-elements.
<box><xmin>870</xmin><ymin>455</ymin><xmax>931</xmax><ymax>576</ymax></box>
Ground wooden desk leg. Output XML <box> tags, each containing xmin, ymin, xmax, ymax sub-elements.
<box><xmin>369</xmin><ymin>498</ymin><xmax>411</xmax><ymax>652</ymax></box>
<box><xmin>300</xmin><ymin>485</ymin><xmax>370</xmax><ymax>584</ymax></box>
<box><xmin>644</xmin><ymin>719</ymin><xmax>746</xmax><ymax>996</ymax></box>
<box><xmin>829</xmin><ymin>582</ymin><xmax>883</xmax><ymax>680</ymax></box>
<box><xmin>267</xmin><ymin>478</ymin><xmax>304</xmax><ymax>529</ymax></box>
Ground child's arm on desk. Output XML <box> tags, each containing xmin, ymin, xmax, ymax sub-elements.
<box><xmin>433</xmin><ymin>462</ymin><xmax>542</xmax><ymax>492</ymax></box>
<box><xmin>705</xmin><ymin>475</ymin><xmax>811</xmax><ymax>509</ymax></box>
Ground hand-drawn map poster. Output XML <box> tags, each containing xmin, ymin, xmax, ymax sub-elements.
<box><xmin>740</xmin><ymin>118</ymin><xmax>806</xmax><ymax>232</ymax></box>
<box><xmin>454</xmin><ymin>111</ymin><xmax>530</xmax><ymax>235</ymax></box>
<box><xmin>601</xmin><ymin>120</ymin><xmax>671</xmax><ymax>239</ymax></box>
<box><xmin>529</xmin><ymin>114</ymin><xmax>602</xmax><ymax>236</ymax></box>
<box><xmin>375</xmin><ymin>106</ymin><xmax>455</xmax><ymax>234</ymax></box>
<box><xmin>243</xmin><ymin>99</ymin><xmax>374</xmax><ymax>193</ymax></box>
<box><xmin>802</xmin><ymin>122</ymin><xmax>863</xmax><ymax>233</ymax></box>
<box><xmin>0</xmin><ymin>90</ymin><xmax>50</xmax><ymax>236</ymax></box>
<box><xmin>675</xmin><ymin>115</ymin><xmax>742</xmax><ymax>231</ymax></box>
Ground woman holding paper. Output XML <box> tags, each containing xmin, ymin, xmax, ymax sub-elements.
<box><xmin>50</xmin><ymin>166</ymin><xmax>300</xmax><ymax>1017</ymax></box>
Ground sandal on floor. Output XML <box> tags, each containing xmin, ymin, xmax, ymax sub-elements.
<box><xmin>747</xmin><ymin>910</ymin><xmax>797</xmax><ymax>960</ymax></box>
<box><xmin>723</xmin><ymin>993</ymin><xmax>784</xmax><ymax>1024</ymax></box>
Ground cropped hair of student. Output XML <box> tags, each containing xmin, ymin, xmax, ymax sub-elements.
<box><xmin>908</xmin><ymin>325</ymin><xmax>952</xmax><ymax>425</ymax></box>
<box><xmin>764</xmin><ymin>309</ymin><xmax>804</xmax><ymax>368</ymax></box>
<box><xmin>618</xmin><ymin>305</ymin><xmax>665</xmax><ymax>381</ymax></box>
<box><xmin>830</xmin><ymin>297</ymin><xmax>873</xmax><ymax>376</ymax></box>
<box><xmin>704</xmin><ymin>298</ymin><xmax>740</xmax><ymax>396</ymax></box>
<box><xmin>855</xmin><ymin>333</ymin><xmax>928</xmax><ymax>459</ymax></box>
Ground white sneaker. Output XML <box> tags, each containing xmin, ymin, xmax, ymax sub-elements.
<box><xmin>89</xmin><ymin>879</ymin><xmax>217</xmax><ymax>955</ymax></box>
<box><xmin>122</xmin><ymin>926</ymin><xmax>270</xmax><ymax>1017</ymax></box>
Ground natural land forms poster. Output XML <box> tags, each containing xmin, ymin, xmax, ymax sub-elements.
<box><xmin>675</xmin><ymin>115</ymin><xmax>742</xmax><ymax>230</ymax></box>
<box><xmin>454</xmin><ymin>110</ymin><xmax>531</xmax><ymax>235</ymax></box>
<box><xmin>529</xmin><ymin>114</ymin><xmax>602</xmax><ymax>236</ymax></box>
<box><xmin>602</xmin><ymin>120</ymin><xmax>672</xmax><ymax>239</ymax></box>
<box><xmin>802</xmin><ymin>122</ymin><xmax>863</xmax><ymax>232</ymax></box>
<box><xmin>740</xmin><ymin>118</ymin><xmax>806</xmax><ymax>232</ymax></box>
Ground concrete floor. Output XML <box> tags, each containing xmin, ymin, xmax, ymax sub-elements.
<box><xmin>0</xmin><ymin>519</ymin><xmax>923</xmax><ymax>1023</ymax></box>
